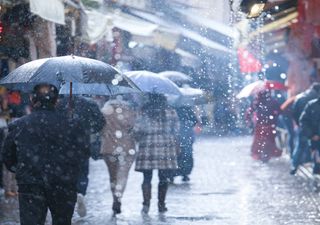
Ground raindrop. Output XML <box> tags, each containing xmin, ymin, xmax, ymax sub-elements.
<box><xmin>115</xmin><ymin>130</ymin><xmax>122</xmax><ymax>138</ymax></box>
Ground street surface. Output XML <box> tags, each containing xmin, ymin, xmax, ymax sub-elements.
<box><xmin>1</xmin><ymin>136</ymin><xmax>320</xmax><ymax>225</ymax></box>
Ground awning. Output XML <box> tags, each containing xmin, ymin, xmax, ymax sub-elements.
<box><xmin>30</xmin><ymin>0</ymin><xmax>65</xmax><ymax>25</ymax></box>
<box><xmin>173</xmin><ymin>7</ymin><xmax>240</xmax><ymax>42</ymax></box>
<box><xmin>130</xmin><ymin>9</ymin><xmax>233</xmax><ymax>54</ymax></box>
<box><xmin>82</xmin><ymin>9</ymin><xmax>159</xmax><ymax>44</ymax></box>
<box><xmin>249</xmin><ymin>11</ymin><xmax>298</xmax><ymax>38</ymax></box>
<box><xmin>112</xmin><ymin>11</ymin><xmax>158</xmax><ymax>37</ymax></box>
<box><xmin>82</xmin><ymin>9</ymin><xmax>112</xmax><ymax>44</ymax></box>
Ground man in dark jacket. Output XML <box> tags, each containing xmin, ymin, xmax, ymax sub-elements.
<box><xmin>300</xmin><ymin>97</ymin><xmax>320</xmax><ymax>174</ymax></box>
<box><xmin>1</xmin><ymin>83</ymin><xmax>90</xmax><ymax>225</ymax></box>
<box><xmin>290</xmin><ymin>83</ymin><xmax>320</xmax><ymax>174</ymax></box>
<box><xmin>56</xmin><ymin>95</ymin><xmax>105</xmax><ymax>217</ymax></box>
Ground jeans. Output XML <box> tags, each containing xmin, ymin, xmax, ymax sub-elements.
<box><xmin>18</xmin><ymin>184</ymin><xmax>77</xmax><ymax>225</ymax></box>
<box><xmin>77</xmin><ymin>159</ymin><xmax>89</xmax><ymax>196</ymax></box>
<box><xmin>291</xmin><ymin>129</ymin><xmax>311</xmax><ymax>169</ymax></box>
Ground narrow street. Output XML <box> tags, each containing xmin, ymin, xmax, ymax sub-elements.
<box><xmin>2</xmin><ymin>136</ymin><xmax>320</xmax><ymax>225</ymax></box>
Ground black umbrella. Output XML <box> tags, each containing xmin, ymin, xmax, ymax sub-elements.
<box><xmin>0</xmin><ymin>55</ymin><xmax>138</xmax><ymax>93</ymax></box>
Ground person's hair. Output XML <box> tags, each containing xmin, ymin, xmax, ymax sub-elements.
<box><xmin>31</xmin><ymin>83</ymin><xmax>58</xmax><ymax>109</ymax></box>
<box><xmin>142</xmin><ymin>93</ymin><xmax>167</xmax><ymax>121</ymax></box>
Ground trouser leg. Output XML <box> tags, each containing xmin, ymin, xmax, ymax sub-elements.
<box><xmin>158</xmin><ymin>170</ymin><xmax>169</xmax><ymax>212</ymax></box>
<box><xmin>142</xmin><ymin>170</ymin><xmax>152</xmax><ymax>207</ymax></box>
<box><xmin>47</xmin><ymin>184</ymin><xmax>77</xmax><ymax>225</ymax></box>
<box><xmin>18</xmin><ymin>185</ymin><xmax>48</xmax><ymax>225</ymax></box>
<box><xmin>77</xmin><ymin>159</ymin><xmax>89</xmax><ymax>196</ymax></box>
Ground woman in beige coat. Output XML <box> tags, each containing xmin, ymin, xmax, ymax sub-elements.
<box><xmin>100</xmin><ymin>98</ymin><xmax>136</xmax><ymax>215</ymax></box>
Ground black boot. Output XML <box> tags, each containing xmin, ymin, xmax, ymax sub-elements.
<box><xmin>142</xmin><ymin>184</ymin><xmax>151</xmax><ymax>214</ymax></box>
<box><xmin>158</xmin><ymin>183</ymin><xmax>168</xmax><ymax>213</ymax></box>
<box><xmin>112</xmin><ymin>199</ymin><xmax>121</xmax><ymax>215</ymax></box>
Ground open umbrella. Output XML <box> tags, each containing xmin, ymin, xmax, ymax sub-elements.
<box><xmin>236</xmin><ymin>80</ymin><xmax>287</xmax><ymax>99</ymax></box>
<box><xmin>124</xmin><ymin>70</ymin><xmax>181</xmax><ymax>96</ymax></box>
<box><xmin>158</xmin><ymin>71</ymin><xmax>192</xmax><ymax>87</ymax></box>
<box><xmin>0</xmin><ymin>56</ymin><xmax>138</xmax><ymax>93</ymax></box>
<box><xmin>176</xmin><ymin>87</ymin><xmax>208</xmax><ymax>106</ymax></box>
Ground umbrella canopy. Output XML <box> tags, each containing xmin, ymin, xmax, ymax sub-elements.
<box><xmin>158</xmin><ymin>71</ymin><xmax>192</xmax><ymax>87</ymax></box>
<box><xmin>125</xmin><ymin>70</ymin><xmax>182</xmax><ymax>96</ymax></box>
<box><xmin>0</xmin><ymin>56</ymin><xmax>138</xmax><ymax>92</ymax></box>
<box><xmin>59</xmin><ymin>82</ymin><xmax>140</xmax><ymax>96</ymax></box>
<box><xmin>176</xmin><ymin>87</ymin><xmax>208</xmax><ymax>106</ymax></box>
<box><xmin>236</xmin><ymin>80</ymin><xmax>287</xmax><ymax>99</ymax></box>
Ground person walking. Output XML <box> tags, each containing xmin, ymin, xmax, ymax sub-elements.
<box><xmin>100</xmin><ymin>96</ymin><xmax>136</xmax><ymax>215</ymax></box>
<box><xmin>248</xmin><ymin>90</ymin><xmax>282</xmax><ymax>162</ymax></box>
<box><xmin>133</xmin><ymin>93</ymin><xmax>179</xmax><ymax>214</ymax></box>
<box><xmin>57</xmin><ymin>95</ymin><xmax>105</xmax><ymax>217</ymax></box>
<box><xmin>1</xmin><ymin>83</ymin><xmax>90</xmax><ymax>225</ymax></box>
<box><xmin>299</xmin><ymin>97</ymin><xmax>320</xmax><ymax>174</ymax></box>
<box><xmin>290</xmin><ymin>83</ymin><xmax>320</xmax><ymax>174</ymax></box>
<box><xmin>174</xmin><ymin>106</ymin><xmax>198</xmax><ymax>182</ymax></box>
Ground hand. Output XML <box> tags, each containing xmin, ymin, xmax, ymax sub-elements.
<box><xmin>312</xmin><ymin>135</ymin><xmax>320</xmax><ymax>141</ymax></box>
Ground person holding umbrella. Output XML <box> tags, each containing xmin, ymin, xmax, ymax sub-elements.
<box><xmin>56</xmin><ymin>95</ymin><xmax>106</xmax><ymax>217</ymax></box>
<box><xmin>133</xmin><ymin>93</ymin><xmax>180</xmax><ymax>214</ymax></box>
<box><xmin>1</xmin><ymin>83</ymin><xmax>90</xmax><ymax>225</ymax></box>
<box><xmin>100</xmin><ymin>95</ymin><xmax>137</xmax><ymax>215</ymax></box>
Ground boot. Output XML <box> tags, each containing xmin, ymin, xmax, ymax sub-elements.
<box><xmin>112</xmin><ymin>198</ymin><xmax>121</xmax><ymax>215</ymax></box>
<box><xmin>141</xmin><ymin>183</ymin><xmax>151</xmax><ymax>214</ymax></box>
<box><xmin>158</xmin><ymin>183</ymin><xmax>168</xmax><ymax>213</ymax></box>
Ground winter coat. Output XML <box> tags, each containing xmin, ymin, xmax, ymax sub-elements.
<box><xmin>134</xmin><ymin>108</ymin><xmax>179</xmax><ymax>171</ymax></box>
<box><xmin>176</xmin><ymin>106</ymin><xmax>198</xmax><ymax>147</ymax></box>
<box><xmin>100</xmin><ymin>99</ymin><xmax>136</xmax><ymax>156</ymax></box>
<box><xmin>300</xmin><ymin>98</ymin><xmax>320</xmax><ymax>140</ymax></box>
<box><xmin>57</xmin><ymin>96</ymin><xmax>105</xmax><ymax>135</ymax></box>
<box><xmin>1</xmin><ymin>108</ymin><xmax>90</xmax><ymax>186</ymax></box>
<box><xmin>292</xmin><ymin>89</ymin><xmax>319</xmax><ymax>124</ymax></box>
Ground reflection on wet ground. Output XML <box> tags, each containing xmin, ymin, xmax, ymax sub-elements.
<box><xmin>2</xmin><ymin>136</ymin><xmax>320</xmax><ymax>224</ymax></box>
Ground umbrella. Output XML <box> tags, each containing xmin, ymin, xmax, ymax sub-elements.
<box><xmin>236</xmin><ymin>80</ymin><xmax>287</xmax><ymax>99</ymax></box>
<box><xmin>175</xmin><ymin>87</ymin><xmax>208</xmax><ymax>106</ymax></box>
<box><xmin>59</xmin><ymin>82</ymin><xmax>140</xmax><ymax>96</ymax></box>
<box><xmin>158</xmin><ymin>71</ymin><xmax>192</xmax><ymax>87</ymax></box>
<box><xmin>124</xmin><ymin>70</ymin><xmax>182</xmax><ymax>96</ymax></box>
<box><xmin>0</xmin><ymin>56</ymin><xmax>138</xmax><ymax>93</ymax></box>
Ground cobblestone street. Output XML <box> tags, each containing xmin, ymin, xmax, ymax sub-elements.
<box><xmin>2</xmin><ymin>136</ymin><xmax>320</xmax><ymax>225</ymax></box>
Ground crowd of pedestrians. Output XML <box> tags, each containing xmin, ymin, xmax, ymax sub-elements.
<box><xmin>246</xmin><ymin>80</ymin><xmax>320</xmax><ymax>178</ymax></box>
<box><xmin>0</xmin><ymin>83</ymin><xmax>200</xmax><ymax>224</ymax></box>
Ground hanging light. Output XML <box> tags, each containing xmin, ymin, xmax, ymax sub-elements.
<box><xmin>240</xmin><ymin>0</ymin><xmax>267</xmax><ymax>18</ymax></box>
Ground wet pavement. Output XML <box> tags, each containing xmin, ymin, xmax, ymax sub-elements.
<box><xmin>1</xmin><ymin>136</ymin><xmax>320</xmax><ymax>225</ymax></box>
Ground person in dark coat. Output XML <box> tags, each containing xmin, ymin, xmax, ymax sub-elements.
<box><xmin>1</xmin><ymin>83</ymin><xmax>90</xmax><ymax>225</ymax></box>
<box><xmin>56</xmin><ymin>95</ymin><xmax>105</xmax><ymax>217</ymax></box>
<box><xmin>249</xmin><ymin>90</ymin><xmax>282</xmax><ymax>162</ymax></box>
<box><xmin>290</xmin><ymin>83</ymin><xmax>320</xmax><ymax>174</ymax></box>
<box><xmin>299</xmin><ymin>97</ymin><xmax>320</xmax><ymax>174</ymax></box>
<box><xmin>174</xmin><ymin>106</ymin><xmax>198</xmax><ymax>182</ymax></box>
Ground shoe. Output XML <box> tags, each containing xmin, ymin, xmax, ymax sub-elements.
<box><xmin>158</xmin><ymin>202</ymin><xmax>168</xmax><ymax>213</ymax></box>
<box><xmin>290</xmin><ymin>167</ymin><xmax>297</xmax><ymax>175</ymax></box>
<box><xmin>112</xmin><ymin>201</ymin><xmax>121</xmax><ymax>215</ymax></box>
<box><xmin>141</xmin><ymin>204</ymin><xmax>150</xmax><ymax>214</ymax></box>
<box><xmin>77</xmin><ymin>194</ymin><xmax>87</xmax><ymax>217</ymax></box>
<box><xmin>182</xmin><ymin>176</ymin><xmax>190</xmax><ymax>182</ymax></box>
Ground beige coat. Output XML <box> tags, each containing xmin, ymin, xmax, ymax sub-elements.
<box><xmin>100</xmin><ymin>99</ymin><xmax>136</xmax><ymax>156</ymax></box>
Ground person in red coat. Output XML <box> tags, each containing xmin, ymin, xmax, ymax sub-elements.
<box><xmin>248</xmin><ymin>90</ymin><xmax>282</xmax><ymax>162</ymax></box>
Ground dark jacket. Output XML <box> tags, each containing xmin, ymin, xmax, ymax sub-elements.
<box><xmin>1</xmin><ymin>108</ymin><xmax>90</xmax><ymax>186</ymax></box>
<box><xmin>57</xmin><ymin>96</ymin><xmax>105</xmax><ymax>134</ymax></box>
<box><xmin>293</xmin><ymin>89</ymin><xmax>319</xmax><ymax>124</ymax></box>
<box><xmin>299</xmin><ymin>98</ymin><xmax>320</xmax><ymax>140</ymax></box>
